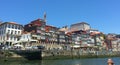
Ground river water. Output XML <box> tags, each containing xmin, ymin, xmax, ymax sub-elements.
<box><xmin>1</xmin><ymin>57</ymin><xmax>120</xmax><ymax>65</ymax></box>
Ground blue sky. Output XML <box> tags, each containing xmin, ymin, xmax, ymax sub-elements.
<box><xmin>0</xmin><ymin>0</ymin><xmax>120</xmax><ymax>34</ymax></box>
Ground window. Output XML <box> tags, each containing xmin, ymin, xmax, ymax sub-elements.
<box><xmin>20</xmin><ymin>26</ymin><xmax>22</xmax><ymax>30</ymax></box>
<box><xmin>5</xmin><ymin>24</ymin><xmax>7</xmax><ymax>28</ymax></box>
<box><xmin>2</xmin><ymin>30</ymin><xmax>3</xmax><ymax>35</ymax></box>
<box><xmin>12</xmin><ymin>24</ymin><xmax>14</xmax><ymax>28</ymax></box>
<box><xmin>18</xmin><ymin>31</ymin><xmax>20</xmax><ymax>34</ymax></box>
<box><xmin>10</xmin><ymin>36</ymin><xmax>12</xmax><ymax>40</ymax></box>
<box><xmin>15</xmin><ymin>25</ymin><xmax>17</xmax><ymax>29</ymax></box>
<box><xmin>0</xmin><ymin>31</ymin><xmax>1</xmax><ymax>35</ymax></box>
<box><xmin>15</xmin><ymin>31</ymin><xmax>17</xmax><ymax>34</ymax></box>
<box><xmin>11</xmin><ymin>30</ymin><xmax>13</xmax><ymax>34</ymax></box>
<box><xmin>8</xmin><ymin>24</ymin><xmax>11</xmax><ymax>28</ymax></box>
<box><xmin>3</xmin><ymin>25</ymin><xmax>5</xmax><ymax>29</ymax></box>
<box><xmin>3</xmin><ymin>30</ymin><xmax>5</xmax><ymax>34</ymax></box>
<box><xmin>17</xmin><ymin>37</ymin><xmax>20</xmax><ymax>41</ymax></box>
<box><xmin>3</xmin><ymin>24</ymin><xmax>7</xmax><ymax>29</ymax></box>
<box><xmin>7</xmin><ymin>30</ymin><xmax>10</xmax><ymax>34</ymax></box>
<box><xmin>1</xmin><ymin>26</ymin><xmax>3</xmax><ymax>29</ymax></box>
<box><xmin>18</xmin><ymin>26</ymin><xmax>20</xmax><ymax>29</ymax></box>
<box><xmin>14</xmin><ymin>37</ymin><xmax>16</xmax><ymax>41</ymax></box>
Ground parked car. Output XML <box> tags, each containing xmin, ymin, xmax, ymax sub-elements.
<box><xmin>32</xmin><ymin>46</ymin><xmax>38</xmax><ymax>49</ymax></box>
<box><xmin>37</xmin><ymin>46</ymin><xmax>45</xmax><ymax>49</ymax></box>
<box><xmin>0</xmin><ymin>45</ymin><xmax>4</xmax><ymax>49</ymax></box>
<box><xmin>25</xmin><ymin>46</ymin><xmax>33</xmax><ymax>50</ymax></box>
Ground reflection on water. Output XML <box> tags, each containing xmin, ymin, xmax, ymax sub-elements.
<box><xmin>1</xmin><ymin>57</ymin><xmax>120</xmax><ymax>65</ymax></box>
<box><xmin>1</xmin><ymin>60</ymin><xmax>42</xmax><ymax>65</ymax></box>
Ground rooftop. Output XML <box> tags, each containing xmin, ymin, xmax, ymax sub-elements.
<box><xmin>0</xmin><ymin>22</ymin><xmax>22</xmax><ymax>26</ymax></box>
<box><xmin>71</xmin><ymin>22</ymin><xmax>90</xmax><ymax>26</ymax></box>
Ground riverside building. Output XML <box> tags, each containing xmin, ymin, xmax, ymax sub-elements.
<box><xmin>24</xmin><ymin>18</ymin><xmax>46</xmax><ymax>45</ymax></box>
<box><xmin>19</xmin><ymin>32</ymin><xmax>38</xmax><ymax>47</ymax></box>
<box><xmin>0</xmin><ymin>22</ymin><xmax>23</xmax><ymax>46</ymax></box>
<box><xmin>70</xmin><ymin>22</ymin><xmax>91</xmax><ymax>32</ymax></box>
<box><xmin>24</xmin><ymin>13</ymin><xmax>46</xmax><ymax>45</ymax></box>
<box><xmin>45</xmin><ymin>25</ymin><xmax>58</xmax><ymax>44</ymax></box>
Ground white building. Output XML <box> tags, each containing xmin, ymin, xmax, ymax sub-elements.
<box><xmin>0</xmin><ymin>22</ymin><xmax>23</xmax><ymax>46</ymax></box>
<box><xmin>70</xmin><ymin>22</ymin><xmax>91</xmax><ymax>32</ymax></box>
<box><xmin>19</xmin><ymin>33</ymin><xmax>38</xmax><ymax>47</ymax></box>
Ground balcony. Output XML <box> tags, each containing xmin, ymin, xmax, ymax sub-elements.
<box><xmin>41</xmin><ymin>33</ymin><xmax>45</xmax><ymax>35</ymax></box>
<box><xmin>32</xmin><ymin>34</ymin><xmax>37</xmax><ymax>37</ymax></box>
<box><xmin>49</xmin><ymin>30</ymin><xmax>55</xmax><ymax>33</ymax></box>
<box><xmin>7</xmin><ymin>33</ymin><xmax>21</xmax><ymax>37</ymax></box>
<box><xmin>40</xmin><ymin>36</ymin><xmax>45</xmax><ymax>40</ymax></box>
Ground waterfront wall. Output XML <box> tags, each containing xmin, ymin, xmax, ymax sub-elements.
<box><xmin>42</xmin><ymin>50</ymin><xmax>120</xmax><ymax>56</ymax></box>
<box><xmin>1</xmin><ymin>49</ymin><xmax>120</xmax><ymax>60</ymax></box>
<box><xmin>41</xmin><ymin>49</ymin><xmax>120</xmax><ymax>59</ymax></box>
<box><xmin>0</xmin><ymin>50</ymin><xmax>42</xmax><ymax>60</ymax></box>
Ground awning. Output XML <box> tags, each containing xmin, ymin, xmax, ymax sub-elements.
<box><xmin>30</xmin><ymin>39</ymin><xmax>38</xmax><ymax>42</ymax></box>
<box><xmin>71</xmin><ymin>45</ymin><xmax>80</xmax><ymax>48</ymax></box>
<box><xmin>14</xmin><ymin>44</ymin><xmax>23</xmax><ymax>47</ymax></box>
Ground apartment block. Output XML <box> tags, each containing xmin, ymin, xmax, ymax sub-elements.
<box><xmin>24</xmin><ymin>19</ymin><xmax>46</xmax><ymax>44</ymax></box>
<box><xmin>0</xmin><ymin>22</ymin><xmax>23</xmax><ymax>46</ymax></box>
<box><xmin>70</xmin><ymin>22</ymin><xmax>91</xmax><ymax>32</ymax></box>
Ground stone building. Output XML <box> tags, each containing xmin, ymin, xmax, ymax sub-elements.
<box><xmin>19</xmin><ymin>32</ymin><xmax>38</xmax><ymax>47</ymax></box>
<box><xmin>24</xmin><ymin>18</ymin><xmax>46</xmax><ymax>45</ymax></box>
<box><xmin>45</xmin><ymin>25</ymin><xmax>58</xmax><ymax>44</ymax></box>
<box><xmin>70</xmin><ymin>22</ymin><xmax>91</xmax><ymax>32</ymax></box>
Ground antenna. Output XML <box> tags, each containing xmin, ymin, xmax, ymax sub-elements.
<box><xmin>44</xmin><ymin>12</ymin><xmax>46</xmax><ymax>22</ymax></box>
<box><xmin>0</xmin><ymin>19</ymin><xmax>2</xmax><ymax>24</ymax></box>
